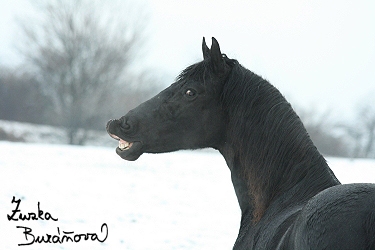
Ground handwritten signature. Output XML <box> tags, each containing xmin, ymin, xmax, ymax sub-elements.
<box><xmin>7</xmin><ymin>196</ymin><xmax>108</xmax><ymax>246</ymax></box>
<box><xmin>7</xmin><ymin>196</ymin><xmax>58</xmax><ymax>221</ymax></box>
<box><xmin>16</xmin><ymin>224</ymin><xmax>108</xmax><ymax>246</ymax></box>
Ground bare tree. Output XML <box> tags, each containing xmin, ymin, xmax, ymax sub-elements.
<box><xmin>17</xmin><ymin>0</ymin><xmax>149</xmax><ymax>144</ymax></box>
<box><xmin>349</xmin><ymin>104</ymin><xmax>375</xmax><ymax>158</ymax></box>
<box><xmin>296</xmin><ymin>107</ymin><xmax>350</xmax><ymax>157</ymax></box>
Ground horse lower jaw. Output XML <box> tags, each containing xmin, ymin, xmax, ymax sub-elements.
<box><xmin>116</xmin><ymin>141</ymin><xmax>143</xmax><ymax>161</ymax></box>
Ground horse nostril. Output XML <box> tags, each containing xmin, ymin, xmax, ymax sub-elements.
<box><xmin>120</xmin><ymin>117</ymin><xmax>133</xmax><ymax>131</ymax></box>
<box><xmin>123</xmin><ymin>122</ymin><xmax>131</xmax><ymax>130</ymax></box>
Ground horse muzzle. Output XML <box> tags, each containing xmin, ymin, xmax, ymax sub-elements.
<box><xmin>106</xmin><ymin>119</ymin><xmax>144</xmax><ymax>161</ymax></box>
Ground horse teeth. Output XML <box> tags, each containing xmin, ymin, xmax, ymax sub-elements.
<box><xmin>119</xmin><ymin>140</ymin><xmax>131</xmax><ymax>151</ymax></box>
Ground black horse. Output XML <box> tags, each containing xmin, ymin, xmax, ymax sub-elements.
<box><xmin>107</xmin><ymin>38</ymin><xmax>375</xmax><ymax>249</ymax></box>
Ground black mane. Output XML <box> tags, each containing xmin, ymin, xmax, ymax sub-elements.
<box><xmin>221</xmin><ymin>62</ymin><xmax>338</xmax><ymax>220</ymax></box>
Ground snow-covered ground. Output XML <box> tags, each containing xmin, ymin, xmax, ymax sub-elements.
<box><xmin>1</xmin><ymin>141</ymin><xmax>375</xmax><ymax>250</ymax></box>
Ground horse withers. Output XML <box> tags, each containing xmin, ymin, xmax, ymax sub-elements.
<box><xmin>106</xmin><ymin>38</ymin><xmax>375</xmax><ymax>249</ymax></box>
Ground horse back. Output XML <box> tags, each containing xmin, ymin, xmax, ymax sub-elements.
<box><xmin>285</xmin><ymin>183</ymin><xmax>375</xmax><ymax>250</ymax></box>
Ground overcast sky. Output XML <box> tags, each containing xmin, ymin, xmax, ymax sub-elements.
<box><xmin>1</xmin><ymin>0</ymin><xmax>375</xmax><ymax>121</ymax></box>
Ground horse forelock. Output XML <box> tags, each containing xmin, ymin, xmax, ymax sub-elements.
<box><xmin>176</xmin><ymin>60</ymin><xmax>211</xmax><ymax>83</ymax></box>
<box><xmin>177</xmin><ymin>55</ymin><xmax>237</xmax><ymax>83</ymax></box>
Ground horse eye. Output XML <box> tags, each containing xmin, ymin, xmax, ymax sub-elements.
<box><xmin>185</xmin><ymin>89</ymin><xmax>196</xmax><ymax>97</ymax></box>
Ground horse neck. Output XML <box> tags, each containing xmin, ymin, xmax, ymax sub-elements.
<box><xmin>220</xmin><ymin>146</ymin><xmax>254</xmax><ymax>215</ymax></box>
<box><xmin>220</xmin><ymin>145</ymin><xmax>255</xmax><ymax>242</ymax></box>
<box><xmin>219</xmin><ymin>67</ymin><xmax>340</xmax><ymax>222</ymax></box>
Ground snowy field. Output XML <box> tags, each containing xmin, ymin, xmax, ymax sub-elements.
<box><xmin>1</xmin><ymin>141</ymin><xmax>375</xmax><ymax>250</ymax></box>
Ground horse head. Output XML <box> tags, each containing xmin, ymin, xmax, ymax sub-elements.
<box><xmin>106</xmin><ymin>38</ymin><xmax>232</xmax><ymax>161</ymax></box>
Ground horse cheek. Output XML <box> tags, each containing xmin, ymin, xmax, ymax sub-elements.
<box><xmin>200</xmin><ymin>107</ymin><xmax>225</xmax><ymax>147</ymax></box>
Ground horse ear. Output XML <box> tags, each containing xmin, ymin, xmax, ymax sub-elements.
<box><xmin>210</xmin><ymin>37</ymin><xmax>225</xmax><ymax>73</ymax></box>
<box><xmin>202</xmin><ymin>37</ymin><xmax>210</xmax><ymax>60</ymax></box>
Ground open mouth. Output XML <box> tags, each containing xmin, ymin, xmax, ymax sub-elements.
<box><xmin>119</xmin><ymin>140</ymin><xmax>133</xmax><ymax>151</ymax></box>
<box><xmin>108</xmin><ymin>134</ymin><xmax>133</xmax><ymax>151</ymax></box>
<box><xmin>106</xmin><ymin>119</ymin><xmax>143</xmax><ymax>161</ymax></box>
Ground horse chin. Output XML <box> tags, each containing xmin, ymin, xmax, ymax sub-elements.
<box><xmin>115</xmin><ymin>141</ymin><xmax>143</xmax><ymax>161</ymax></box>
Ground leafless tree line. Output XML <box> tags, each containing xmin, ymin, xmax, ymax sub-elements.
<box><xmin>297</xmin><ymin>105</ymin><xmax>375</xmax><ymax>159</ymax></box>
<box><xmin>340</xmin><ymin>105</ymin><xmax>375</xmax><ymax>158</ymax></box>
<box><xmin>2</xmin><ymin>60</ymin><xmax>375</xmax><ymax>158</ymax></box>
